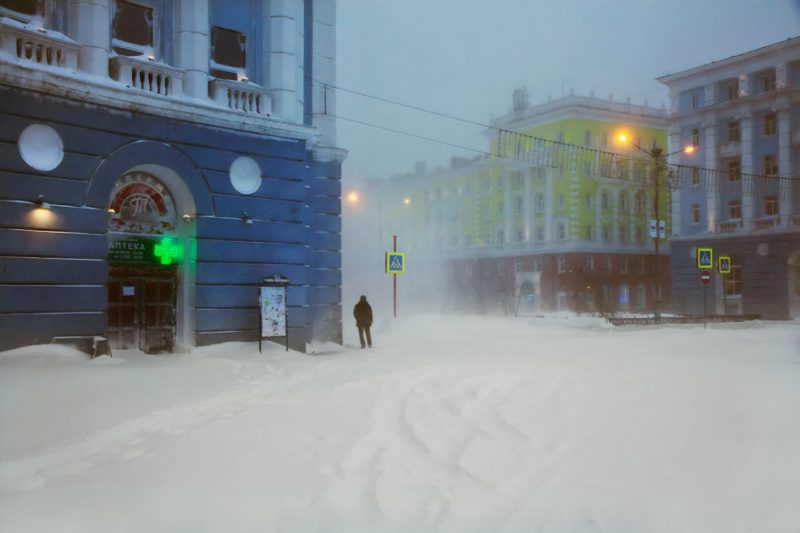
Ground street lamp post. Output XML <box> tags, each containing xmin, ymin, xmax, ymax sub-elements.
<box><xmin>619</xmin><ymin>136</ymin><xmax>694</xmax><ymax>320</ymax></box>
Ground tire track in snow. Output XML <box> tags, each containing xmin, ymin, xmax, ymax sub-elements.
<box><xmin>0</xmin><ymin>366</ymin><xmax>327</xmax><ymax>495</ymax></box>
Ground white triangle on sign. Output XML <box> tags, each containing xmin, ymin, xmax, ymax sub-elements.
<box><xmin>390</xmin><ymin>257</ymin><xmax>402</xmax><ymax>270</ymax></box>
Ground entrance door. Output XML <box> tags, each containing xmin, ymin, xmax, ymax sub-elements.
<box><xmin>108</xmin><ymin>266</ymin><xmax>177</xmax><ymax>354</ymax></box>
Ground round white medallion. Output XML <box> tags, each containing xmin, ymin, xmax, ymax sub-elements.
<box><xmin>18</xmin><ymin>124</ymin><xmax>64</xmax><ymax>171</ymax></box>
<box><xmin>229</xmin><ymin>157</ymin><xmax>262</xmax><ymax>195</ymax></box>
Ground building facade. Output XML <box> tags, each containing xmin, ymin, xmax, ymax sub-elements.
<box><xmin>658</xmin><ymin>37</ymin><xmax>800</xmax><ymax>319</ymax></box>
<box><xmin>0</xmin><ymin>0</ymin><xmax>345</xmax><ymax>352</ymax></box>
<box><xmin>382</xmin><ymin>91</ymin><xmax>668</xmax><ymax>314</ymax></box>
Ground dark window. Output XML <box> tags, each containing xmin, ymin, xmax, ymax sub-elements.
<box><xmin>764</xmin><ymin>154</ymin><xmax>778</xmax><ymax>176</ymax></box>
<box><xmin>729</xmin><ymin>200</ymin><xmax>742</xmax><ymax>219</ymax></box>
<box><xmin>728</xmin><ymin>121</ymin><xmax>740</xmax><ymax>142</ymax></box>
<box><xmin>728</xmin><ymin>160</ymin><xmax>741</xmax><ymax>182</ymax></box>
<box><xmin>764</xmin><ymin>113</ymin><xmax>777</xmax><ymax>136</ymax></box>
<box><xmin>1</xmin><ymin>0</ymin><xmax>42</xmax><ymax>16</ymax></box>
<box><xmin>113</xmin><ymin>0</ymin><xmax>154</xmax><ymax>56</ymax></box>
<box><xmin>692</xmin><ymin>204</ymin><xmax>700</xmax><ymax>224</ymax></box>
<box><xmin>765</xmin><ymin>195</ymin><xmax>779</xmax><ymax>216</ymax></box>
<box><xmin>211</xmin><ymin>26</ymin><xmax>247</xmax><ymax>80</ymax></box>
<box><xmin>691</xmin><ymin>167</ymin><xmax>700</xmax><ymax>187</ymax></box>
<box><xmin>691</xmin><ymin>128</ymin><xmax>700</xmax><ymax>147</ymax></box>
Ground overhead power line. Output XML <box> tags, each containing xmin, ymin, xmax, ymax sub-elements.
<box><xmin>316</xmin><ymin>79</ymin><xmax>799</xmax><ymax>198</ymax></box>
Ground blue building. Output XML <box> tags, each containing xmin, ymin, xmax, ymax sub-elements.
<box><xmin>658</xmin><ymin>37</ymin><xmax>800</xmax><ymax>319</ymax></box>
<box><xmin>0</xmin><ymin>0</ymin><xmax>345</xmax><ymax>352</ymax></box>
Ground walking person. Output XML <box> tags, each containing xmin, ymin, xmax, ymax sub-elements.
<box><xmin>353</xmin><ymin>295</ymin><xmax>373</xmax><ymax>349</ymax></box>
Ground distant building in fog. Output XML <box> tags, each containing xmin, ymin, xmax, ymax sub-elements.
<box><xmin>381</xmin><ymin>92</ymin><xmax>668</xmax><ymax>314</ymax></box>
<box><xmin>658</xmin><ymin>36</ymin><xmax>800</xmax><ymax>319</ymax></box>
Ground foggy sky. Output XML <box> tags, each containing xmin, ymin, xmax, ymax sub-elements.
<box><xmin>336</xmin><ymin>0</ymin><xmax>800</xmax><ymax>182</ymax></box>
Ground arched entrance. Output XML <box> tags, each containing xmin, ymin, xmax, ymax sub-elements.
<box><xmin>106</xmin><ymin>168</ymin><xmax>195</xmax><ymax>353</ymax></box>
<box><xmin>789</xmin><ymin>250</ymin><xmax>800</xmax><ymax>320</ymax></box>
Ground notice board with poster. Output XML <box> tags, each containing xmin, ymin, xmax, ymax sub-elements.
<box><xmin>258</xmin><ymin>275</ymin><xmax>290</xmax><ymax>352</ymax></box>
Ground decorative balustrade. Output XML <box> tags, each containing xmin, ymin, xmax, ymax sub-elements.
<box><xmin>753</xmin><ymin>216</ymin><xmax>779</xmax><ymax>230</ymax></box>
<box><xmin>717</xmin><ymin>221</ymin><xmax>741</xmax><ymax>233</ymax></box>
<box><xmin>210</xmin><ymin>79</ymin><xmax>272</xmax><ymax>116</ymax></box>
<box><xmin>109</xmin><ymin>55</ymin><xmax>183</xmax><ymax>97</ymax></box>
<box><xmin>0</xmin><ymin>17</ymin><xmax>78</xmax><ymax>70</ymax></box>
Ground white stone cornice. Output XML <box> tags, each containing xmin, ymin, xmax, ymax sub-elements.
<box><xmin>311</xmin><ymin>144</ymin><xmax>348</xmax><ymax>163</ymax></box>
<box><xmin>0</xmin><ymin>60</ymin><xmax>322</xmax><ymax>142</ymax></box>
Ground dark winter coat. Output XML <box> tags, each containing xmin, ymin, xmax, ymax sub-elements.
<box><xmin>353</xmin><ymin>300</ymin><xmax>373</xmax><ymax>327</ymax></box>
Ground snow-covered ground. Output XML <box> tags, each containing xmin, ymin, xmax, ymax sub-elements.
<box><xmin>1</xmin><ymin>315</ymin><xmax>799</xmax><ymax>532</ymax></box>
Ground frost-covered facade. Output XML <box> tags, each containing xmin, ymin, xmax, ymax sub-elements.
<box><xmin>382</xmin><ymin>92</ymin><xmax>668</xmax><ymax>314</ymax></box>
<box><xmin>658</xmin><ymin>37</ymin><xmax>800</xmax><ymax>319</ymax></box>
<box><xmin>0</xmin><ymin>0</ymin><xmax>345</xmax><ymax>352</ymax></box>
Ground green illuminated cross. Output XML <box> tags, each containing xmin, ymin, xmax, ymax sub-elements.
<box><xmin>153</xmin><ymin>237</ymin><xmax>182</xmax><ymax>265</ymax></box>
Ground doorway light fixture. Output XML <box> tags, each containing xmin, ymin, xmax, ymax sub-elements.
<box><xmin>241</xmin><ymin>212</ymin><xmax>254</xmax><ymax>225</ymax></box>
<box><xmin>34</xmin><ymin>194</ymin><xmax>51</xmax><ymax>209</ymax></box>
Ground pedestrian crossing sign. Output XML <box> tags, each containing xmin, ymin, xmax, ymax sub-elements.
<box><xmin>697</xmin><ymin>247</ymin><xmax>713</xmax><ymax>270</ymax></box>
<box><xmin>718</xmin><ymin>256</ymin><xmax>731</xmax><ymax>274</ymax></box>
<box><xmin>385</xmin><ymin>252</ymin><xmax>406</xmax><ymax>274</ymax></box>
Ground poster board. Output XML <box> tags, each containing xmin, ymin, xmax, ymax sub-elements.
<box><xmin>258</xmin><ymin>275</ymin><xmax>290</xmax><ymax>352</ymax></box>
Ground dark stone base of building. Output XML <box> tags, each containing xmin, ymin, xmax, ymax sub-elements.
<box><xmin>669</xmin><ymin>231</ymin><xmax>800</xmax><ymax>320</ymax></box>
<box><xmin>0</xmin><ymin>86</ymin><xmax>342</xmax><ymax>353</ymax></box>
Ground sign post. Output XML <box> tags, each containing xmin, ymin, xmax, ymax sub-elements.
<box><xmin>385</xmin><ymin>237</ymin><xmax>406</xmax><ymax>318</ymax></box>
<box><xmin>258</xmin><ymin>275</ymin><xmax>290</xmax><ymax>352</ymax></box>
<box><xmin>700</xmin><ymin>270</ymin><xmax>711</xmax><ymax>329</ymax></box>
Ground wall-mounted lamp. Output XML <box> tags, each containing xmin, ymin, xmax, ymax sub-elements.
<box><xmin>107</xmin><ymin>207</ymin><xmax>116</xmax><ymax>214</ymax></box>
<box><xmin>182</xmin><ymin>213</ymin><xmax>195</xmax><ymax>222</ymax></box>
<box><xmin>34</xmin><ymin>194</ymin><xmax>51</xmax><ymax>209</ymax></box>
<box><xmin>242</xmin><ymin>212</ymin><xmax>254</xmax><ymax>225</ymax></box>
<box><xmin>147</xmin><ymin>55</ymin><xmax>156</xmax><ymax>62</ymax></box>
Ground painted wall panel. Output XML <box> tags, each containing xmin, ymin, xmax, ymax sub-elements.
<box><xmin>0</xmin><ymin>312</ymin><xmax>106</xmax><ymax>348</ymax></box>
<box><xmin>312</xmin><ymin>268</ymin><xmax>341</xmax><ymax>286</ymax></box>
<box><xmin>196</xmin><ymin>239</ymin><xmax>312</xmax><ymax>264</ymax></box>
<box><xmin>0</xmin><ymin>202</ymin><xmax>107</xmax><ymax>233</ymax></box>
<box><xmin>203</xmin><ymin>170</ymin><xmax>307</xmax><ymax>201</ymax></box>
<box><xmin>0</xmin><ymin>229</ymin><xmax>107</xmax><ymax>259</ymax></box>
<box><xmin>312</xmin><ymin>250</ymin><xmax>340</xmax><ymax>268</ymax></box>
<box><xmin>0</xmin><ymin>286</ymin><xmax>106</xmax><ymax>313</ymax></box>
<box><xmin>212</xmin><ymin>194</ymin><xmax>309</xmax><ymax>223</ymax></box>
<box><xmin>312</xmin><ymin>213</ymin><xmax>341</xmax><ymax>233</ymax></box>
<box><xmin>311</xmin><ymin>231</ymin><xmax>340</xmax><ymax>250</ymax></box>
<box><xmin>196</xmin><ymin>217</ymin><xmax>307</xmax><ymax>243</ymax></box>
<box><xmin>310</xmin><ymin>176</ymin><xmax>340</xmax><ymax>196</ymax></box>
<box><xmin>0</xmin><ymin>114</ymin><xmax>131</xmax><ymax>156</ymax></box>
<box><xmin>0</xmin><ymin>257</ymin><xmax>107</xmax><ymax>284</ymax></box>
<box><xmin>196</xmin><ymin>284</ymin><xmax>309</xmax><ymax>308</ymax></box>
<box><xmin>0</xmin><ymin>143</ymin><xmax>100</xmax><ymax>181</ymax></box>
<box><xmin>0</xmin><ymin>172</ymin><xmax>89</xmax><ymax>206</ymax></box>
<box><xmin>196</xmin><ymin>262</ymin><xmax>311</xmax><ymax>284</ymax></box>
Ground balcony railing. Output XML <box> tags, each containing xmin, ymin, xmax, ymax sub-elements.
<box><xmin>718</xmin><ymin>141</ymin><xmax>741</xmax><ymax>158</ymax></box>
<box><xmin>753</xmin><ymin>216</ymin><xmax>779</xmax><ymax>230</ymax></box>
<box><xmin>110</xmin><ymin>56</ymin><xmax>183</xmax><ymax>97</ymax></box>
<box><xmin>210</xmin><ymin>79</ymin><xmax>272</xmax><ymax>116</ymax></box>
<box><xmin>717</xmin><ymin>220</ymin><xmax>741</xmax><ymax>233</ymax></box>
<box><xmin>0</xmin><ymin>17</ymin><xmax>78</xmax><ymax>70</ymax></box>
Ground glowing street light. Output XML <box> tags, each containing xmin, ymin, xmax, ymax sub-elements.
<box><xmin>403</xmin><ymin>197</ymin><xmax>412</xmax><ymax>206</ymax></box>
<box><xmin>346</xmin><ymin>191</ymin><xmax>360</xmax><ymax>204</ymax></box>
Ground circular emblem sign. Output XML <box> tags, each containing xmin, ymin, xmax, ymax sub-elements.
<box><xmin>108</xmin><ymin>172</ymin><xmax>177</xmax><ymax>235</ymax></box>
